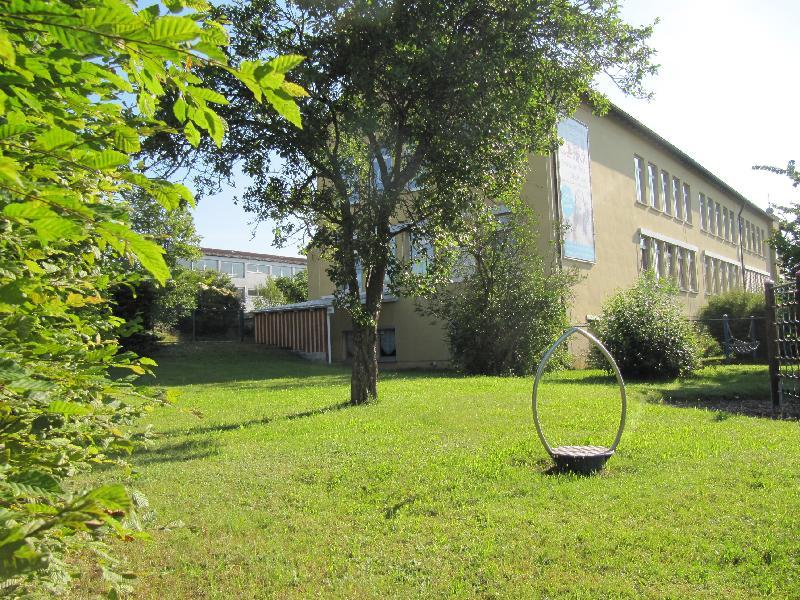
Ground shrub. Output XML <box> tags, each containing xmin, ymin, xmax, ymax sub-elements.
<box><xmin>591</xmin><ymin>272</ymin><xmax>700</xmax><ymax>378</ymax></box>
<box><xmin>698</xmin><ymin>290</ymin><xmax>767</xmax><ymax>360</ymax></box>
<box><xmin>423</xmin><ymin>206</ymin><xmax>576</xmax><ymax>376</ymax></box>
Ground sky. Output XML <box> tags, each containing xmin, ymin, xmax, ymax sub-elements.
<box><xmin>191</xmin><ymin>0</ymin><xmax>800</xmax><ymax>258</ymax></box>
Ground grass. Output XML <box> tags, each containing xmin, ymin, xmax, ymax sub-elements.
<box><xmin>87</xmin><ymin>344</ymin><xmax>799</xmax><ymax>598</ymax></box>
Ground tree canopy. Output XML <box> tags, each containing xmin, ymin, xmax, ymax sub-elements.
<box><xmin>144</xmin><ymin>0</ymin><xmax>656</xmax><ymax>403</ymax></box>
<box><xmin>754</xmin><ymin>160</ymin><xmax>799</xmax><ymax>277</ymax></box>
<box><xmin>0</xmin><ymin>0</ymin><xmax>302</xmax><ymax>592</ymax></box>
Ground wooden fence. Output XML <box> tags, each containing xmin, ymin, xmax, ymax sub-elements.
<box><xmin>253</xmin><ymin>307</ymin><xmax>329</xmax><ymax>361</ymax></box>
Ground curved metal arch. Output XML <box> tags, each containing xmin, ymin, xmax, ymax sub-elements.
<box><xmin>532</xmin><ymin>327</ymin><xmax>627</xmax><ymax>456</ymax></box>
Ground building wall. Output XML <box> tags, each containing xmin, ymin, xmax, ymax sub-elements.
<box><xmin>306</xmin><ymin>105</ymin><xmax>777</xmax><ymax>367</ymax></box>
<box><xmin>188</xmin><ymin>250</ymin><xmax>307</xmax><ymax>311</ymax></box>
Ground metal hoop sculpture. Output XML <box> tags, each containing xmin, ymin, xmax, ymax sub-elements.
<box><xmin>532</xmin><ymin>327</ymin><xmax>627</xmax><ymax>473</ymax></box>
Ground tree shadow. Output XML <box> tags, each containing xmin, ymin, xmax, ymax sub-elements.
<box><xmin>162</xmin><ymin>400</ymin><xmax>355</xmax><ymax>438</ymax></box>
<box><xmin>134</xmin><ymin>438</ymin><xmax>219</xmax><ymax>465</ymax></box>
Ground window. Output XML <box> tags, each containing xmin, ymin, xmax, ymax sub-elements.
<box><xmin>714</xmin><ymin>203</ymin><xmax>721</xmax><ymax>237</ymax></box>
<box><xmin>411</xmin><ymin>234</ymin><xmax>433</xmax><ymax>275</ymax></box>
<box><xmin>707</xmin><ymin>198</ymin><xmax>715</xmax><ymax>235</ymax></box>
<box><xmin>634</xmin><ymin>156</ymin><xmax>646</xmax><ymax>204</ymax></box>
<box><xmin>673</xmin><ymin>177</ymin><xmax>683</xmax><ymax>220</ymax></box>
<box><xmin>275</xmin><ymin>265</ymin><xmax>291</xmax><ymax>277</ymax></box>
<box><xmin>704</xmin><ymin>256</ymin><xmax>713</xmax><ymax>292</ymax></box>
<box><xmin>661</xmin><ymin>171</ymin><xmax>671</xmax><ymax>215</ymax></box>
<box><xmin>193</xmin><ymin>258</ymin><xmax>219</xmax><ymax>271</ymax></box>
<box><xmin>378</xmin><ymin>328</ymin><xmax>396</xmax><ymax>361</ymax></box>
<box><xmin>745</xmin><ymin>221</ymin><xmax>752</xmax><ymax>251</ymax></box>
<box><xmin>731</xmin><ymin>212</ymin><xmax>737</xmax><ymax>243</ymax></box>
<box><xmin>648</xmin><ymin>163</ymin><xmax>659</xmax><ymax>209</ymax></box>
<box><xmin>699</xmin><ymin>193</ymin><xmax>707</xmax><ymax>230</ymax></box>
<box><xmin>247</xmin><ymin>288</ymin><xmax>260</xmax><ymax>297</ymax></box>
<box><xmin>344</xmin><ymin>328</ymin><xmax>397</xmax><ymax>362</ymax></box>
<box><xmin>640</xmin><ymin>233</ymin><xmax>696</xmax><ymax>291</ymax></box>
<box><xmin>682</xmin><ymin>183</ymin><xmax>691</xmax><ymax>223</ymax></box>
<box><xmin>756</xmin><ymin>228</ymin><xmax>762</xmax><ymax>256</ymax></box>
<box><xmin>247</xmin><ymin>263</ymin><xmax>259</xmax><ymax>273</ymax></box>
<box><xmin>722</xmin><ymin>207</ymin><xmax>730</xmax><ymax>240</ymax></box>
<box><xmin>220</xmin><ymin>261</ymin><xmax>245</xmax><ymax>277</ymax></box>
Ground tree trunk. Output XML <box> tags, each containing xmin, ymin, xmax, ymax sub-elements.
<box><xmin>350</xmin><ymin>319</ymin><xmax>378</xmax><ymax>404</ymax></box>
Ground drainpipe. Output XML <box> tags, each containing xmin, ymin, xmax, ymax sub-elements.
<box><xmin>326</xmin><ymin>306</ymin><xmax>334</xmax><ymax>364</ymax></box>
<box><xmin>737</xmin><ymin>202</ymin><xmax>746</xmax><ymax>289</ymax></box>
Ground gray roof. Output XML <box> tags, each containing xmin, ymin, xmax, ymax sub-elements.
<box><xmin>201</xmin><ymin>247</ymin><xmax>307</xmax><ymax>265</ymax></box>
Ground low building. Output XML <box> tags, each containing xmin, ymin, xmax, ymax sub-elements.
<box><xmin>254</xmin><ymin>103</ymin><xmax>778</xmax><ymax>366</ymax></box>
<box><xmin>187</xmin><ymin>247</ymin><xmax>306</xmax><ymax>311</ymax></box>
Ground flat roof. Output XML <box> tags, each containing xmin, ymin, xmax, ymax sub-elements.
<box><xmin>201</xmin><ymin>247</ymin><xmax>307</xmax><ymax>265</ymax></box>
<box><xmin>607</xmin><ymin>103</ymin><xmax>774</xmax><ymax>222</ymax></box>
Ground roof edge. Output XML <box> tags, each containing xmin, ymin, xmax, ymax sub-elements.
<box><xmin>605</xmin><ymin>103</ymin><xmax>774</xmax><ymax>222</ymax></box>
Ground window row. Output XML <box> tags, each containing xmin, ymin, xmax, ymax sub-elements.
<box><xmin>742</xmin><ymin>219</ymin><xmax>767</xmax><ymax>257</ymax></box>
<box><xmin>639</xmin><ymin>235</ymin><xmax>698</xmax><ymax>292</ymax></box>
<box><xmin>699</xmin><ymin>199</ymin><xmax>768</xmax><ymax>257</ymax></box>
<box><xmin>634</xmin><ymin>156</ymin><xmax>692</xmax><ymax>223</ymax></box>
<box><xmin>743</xmin><ymin>269</ymin><xmax>769</xmax><ymax>293</ymax></box>
<box><xmin>699</xmin><ymin>195</ymin><xmax>738</xmax><ymax>244</ymax></box>
<box><xmin>703</xmin><ymin>256</ymin><xmax>742</xmax><ymax>296</ymax></box>
<box><xmin>190</xmin><ymin>259</ymin><xmax>304</xmax><ymax>279</ymax></box>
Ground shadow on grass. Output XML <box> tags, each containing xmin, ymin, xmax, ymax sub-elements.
<box><xmin>162</xmin><ymin>400</ymin><xmax>354</xmax><ymax>438</ymax></box>
<box><xmin>135</xmin><ymin>438</ymin><xmax>219</xmax><ymax>465</ymax></box>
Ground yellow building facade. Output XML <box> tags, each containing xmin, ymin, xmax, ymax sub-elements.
<box><xmin>298</xmin><ymin>104</ymin><xmax>777</xmax><ymax>367</ymax></box>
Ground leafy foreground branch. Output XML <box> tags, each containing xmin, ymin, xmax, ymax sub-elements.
<box><xmin>0</xmin><ymin>0</ymin><xmax>303</xmax><ymax>594</ymax></box>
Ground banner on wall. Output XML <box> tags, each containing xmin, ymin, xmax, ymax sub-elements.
<box><xmin>556</xmin><ymin>118</ymin><xmax>596</xmax><ymax>262</ymax></box>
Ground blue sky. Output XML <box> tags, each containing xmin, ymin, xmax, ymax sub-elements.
<box><xmin>192</xmin><ymin>0</ymin><xmax>800</xmax><ymax>258</ymax></box>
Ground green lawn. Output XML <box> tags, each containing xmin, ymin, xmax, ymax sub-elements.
<box><xmin>90</xmin><ymin>344</ymin><xmax>799</xmax><ymax>598</ymax></box>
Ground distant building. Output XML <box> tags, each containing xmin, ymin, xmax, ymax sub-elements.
<box><xmin>186</xmin><ymin>247</ymin><xmax>306</xmax><ymax>311</ymax></box>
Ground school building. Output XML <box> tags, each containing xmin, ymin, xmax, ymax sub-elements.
<box><xmin>253</xmin><ymin>103</ymin><xmax>778</xmax><ymax>366</ymax></box>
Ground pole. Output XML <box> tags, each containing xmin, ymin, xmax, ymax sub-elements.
<box><xmin>764</xmin><ymin>282</ymin><xmax>779</xmax><ymax>413</ymax></box>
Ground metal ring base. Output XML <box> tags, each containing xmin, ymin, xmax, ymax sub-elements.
<box><xmin>550</xmin><ymin>445</ymin><xmax>614</xmax><ymax>474</ymax></box>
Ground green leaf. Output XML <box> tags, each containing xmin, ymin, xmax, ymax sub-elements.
<box><xmin>264</xmin><ymin>89</ymin><xmax>302</xmax><ymax>129</ymax></box>
<box><xmin>184</xmin><ymin>121</ymin><xmax>200</xmax><ymax>147</ymax></box>
<box><xmin>113</xmin><ymin>127</ymin><xmax>141</xmax><ymax>153</ymax></box>
<box><xmin>267</xmin><ymin>54</ymin><xmax>305</xmax><ymax>74</ymax></box>
<box><xmin>149</xmin><ymin>16</ymin><xmax>202</xmax><ymax>42</ymax></box>
<box><xmin>0</xmin><ymin>156</ymin><xmax>22</xmax><ymax>186</ymax></box>
<box><xmin>34</xmin><ymin>127</ymin><xmax>77</xmax><ymax>151</ymax></box>
<box><xmin>83</xmin><ymin>150</ymin><xmax>130</xmax><ymax>171</ymax></box>
<box><xmin>48</xmin><ymin>400</ymin><xmax>91</xmax><ymax>416</ymax></box>
<box><xmin>173</xmin><ymin>97</ymin><xmax>187</xmax><ymax>123</ymax></box>
<box><xmin>280</xmin><ymin>81</ymin><xmax>309</xmax><ymax>98</ymax></box>
<box><xmin>0</xmin><ymin>123</ymin><xmax>32</xmax><ymax>140</ymax></box>
<box><xmin>186</xmin><ymin>86</ymin><xmax>228</xmax><ymax>105</ymax></box>
<box><xmin>32</xmin><ymin>216</ymin><xmax>83</xmax><ymax>242</ymax></box>
<box><xmin>0</xmin><ymin>30</ymin><xmax>15</xmax><ymax>63</ymax></box>
<box><xmin>6</xmin><ymin>471</ymin><xmax>61</xmax><ymax>498</ymax></box>
<box><xmin>99</xmin><ymin>223</ymin><xmax>170</xmax><ymax>284</ymax></box>
<box><xmin>85</xmin><ymin>484</ymin><xmax>131</xmax><ymax>512</ymax></box>
<box><xmin>3</xmin><ymin>201</ymin><xmax>57</xmax><ymax>220</ymax></box>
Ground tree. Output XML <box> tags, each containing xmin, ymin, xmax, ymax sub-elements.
<box><xmin>0</xmin><ymin>0</ymin><xmax>303</xmax><ymax>592</ymax></box>
<box><xmin>754</xmin><ymin>160</ymin><xmax>799</xmax><ymax>276</ymax></box>
<box><xmin>117</xmin><ymin>190</ymin><xmax>204</xmax><ymax>335</ymax></box>
<box><xmin>275</xmin><ymin>269</ymin><xmax>308</xmax><ymax>304</ymax></box>
<box><xmin>423</xmin><ymin>204</ymin><xmax>575</xmax><ymax>375</ymax></box>
<box><xmin>144</xmin><ymin>0</ymin><xmax>656</xmax><ymax>404</ymax></box>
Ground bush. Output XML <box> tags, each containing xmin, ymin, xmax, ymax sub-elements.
<box><xmin>698</xmin><ymin>290</ymin><xmax>767</xmax><ymax>360</ymax></box>
<box><xmin>591</xmin><ymin>272</ymin><xmax>700</xmax><ymax>378</ymax></box>
<box><xmin>176</xmin><ymin>272</ymin><xmax>243</xmax><ymax>338</ymax></box>
<box><xmin>424</xmin><ymin>206</ymin><xmax>576</xmax><ymax>376</ymax></box>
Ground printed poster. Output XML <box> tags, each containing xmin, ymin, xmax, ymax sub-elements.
<box><xmin>557</xmin><ymin>118</ymin><xmax>596</xmax><ymax>262</ymax></box>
